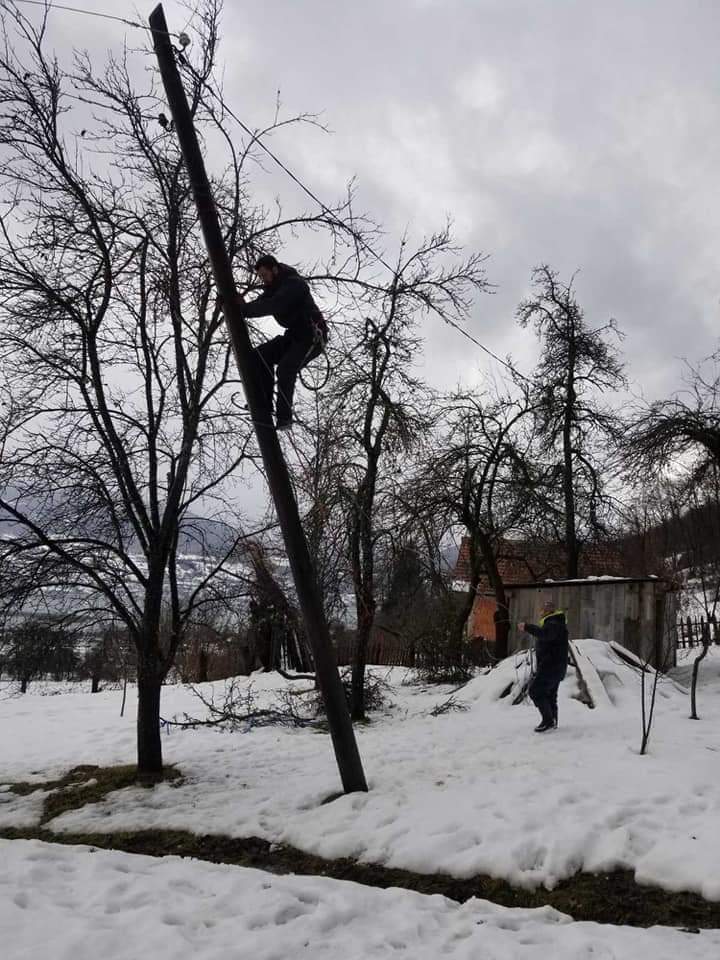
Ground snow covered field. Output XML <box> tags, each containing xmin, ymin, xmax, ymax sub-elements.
<box><xmin>3</xmin><ymin>838</ymin><xmax>719</xmax><ymax>960</ymax></box>
<box><xmin>2</xmin><ymin>642</ymin><xmax>720</xmax><ymax>900</ymax></box>
<box><xmin>3</xmin><ymin>643</ymin><xmax>720</xmax><ymax>957</ymax></box>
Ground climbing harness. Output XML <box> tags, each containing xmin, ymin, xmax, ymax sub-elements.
<box><xmin>299</xmin><ymin>318</ymin><xmax>330</xmax><ymax>391</ymax></box>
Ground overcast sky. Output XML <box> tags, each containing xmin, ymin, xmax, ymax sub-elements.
<box><xmin>216</xmin><ymin>0</ymin><xmax>720</xmax><ymax>401</ymax></box>
<box><xmin>33</xmin><ymin>0</ymin><xmax>720</xmax><ymax>401</ymax></box>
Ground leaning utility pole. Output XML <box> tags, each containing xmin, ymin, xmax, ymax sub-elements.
<box><xmin>148</xmin><ymin>4</ymin><xmax>367</xmax><ymax>793</ymax></box>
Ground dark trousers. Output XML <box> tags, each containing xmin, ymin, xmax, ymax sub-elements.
<box><xmin>529</xmin><ymin>671</ymin><xmax>563</xmax><ymax>725</ymax></box>
<box><xmin>255</xmin><ymin>331</ymin><xmax>323</xmax><ymax>422</ymax></box>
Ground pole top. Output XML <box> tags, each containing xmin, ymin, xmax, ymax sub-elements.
<box><xmin>148</xmin><ymin>4</ymin><xmax>168</xmax><ymax>34</ymax></box>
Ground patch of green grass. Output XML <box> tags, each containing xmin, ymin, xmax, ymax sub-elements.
<box><xmin>7</xmin><ymin>781</ymin><xmax>42</xmax><ymax>797</ymax></box>
<box><xmin>4</xmin><ymin>763</ymin><xmax>182</xmax><ymax>824</ymax></box>
<box><xmin>40</xmin><ymin>764</ymin><xmax>182</xmax><ymax>825</ymax></box>
<box><xmin>7</xmin><ymin>765</ymin><xmax>102</xmax><ymax>797</ymax></box>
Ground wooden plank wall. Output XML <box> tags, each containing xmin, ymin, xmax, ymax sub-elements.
<box><xmin>499</xmin><ymin>581</ymin><xmax>676</xmax><ymax>669</ymax></box>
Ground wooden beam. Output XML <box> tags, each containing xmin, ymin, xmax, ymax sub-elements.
<box><xmin>148</xmin><ymin>5</ymin><xmax>367</xmax><ymax>793</ymax></box>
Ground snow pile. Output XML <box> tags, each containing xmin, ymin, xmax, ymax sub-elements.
<box><xmin>2</xmin><ymin>650</ymin><xmax>720</xmax><ymax>897</ymax></box>
<box><xmin>574</xmin><ymin>639</ymin><xmax>687</xmax><ymax>710</ymax></box>
<box><xmin>3</xmin><ymin>840</ymin><xmax>718</xmax><ymax>960</ymax></box>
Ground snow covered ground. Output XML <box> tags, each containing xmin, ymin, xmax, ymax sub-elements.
<box><xmin>3</xmin><ymin>839</ymin><xmax>719</xmax><ymax>959</ymax></box>
<box><xmin>2</xmin><ymin>642</ymin><xmax>720</xmax><ymax>901</ymax></box>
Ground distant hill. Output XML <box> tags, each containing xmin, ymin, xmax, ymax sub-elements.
<box><xmin>0</xmin><ymin>499</ymin><xmax>252</xmax><ymax>559</ymax></box>
<box><xmin>618</xmin><ymin>499</ymin><xmax>720</xmax><ymax>576</ymax></box>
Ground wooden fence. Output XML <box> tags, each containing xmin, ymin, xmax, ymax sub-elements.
<box><xmin>677</xmin><ymin>615</ymin><xmax>720</xmax><ymax>648</ymax></box>
<box><xmin>335</xmin><ymin>630</ymin><xmax>415</xmax><ymax>668</ymax></box>
<box><xmin>333</xmin><ymin>628</ymin><xmax>492</xmax><ymax>670</ymax></box>
<box><xmin>336</xmin><ymin>617</ymin><xmax>719</xmax><ymax>663</ymax></box>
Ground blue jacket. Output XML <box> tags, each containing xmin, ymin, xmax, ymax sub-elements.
<box><xmin>242</xmin><ymin>264</ymin><xmax>326</xmax><ymax>342</ymax></box>
<box><xmin>525</xmin><ymin>611</ymin><xmax>569</xmax><ymax>677</ymax></box>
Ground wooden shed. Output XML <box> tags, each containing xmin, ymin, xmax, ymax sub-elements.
<box><xmin>470</xmin><ymin>577</ymin><xmax>678</xmax><ymax>670</ymax></box>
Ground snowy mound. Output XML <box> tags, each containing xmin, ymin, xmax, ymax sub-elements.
<box><xmin>462</xmin><ymin>640</ymin><xmax>687</xmax><ymax>713</ymax></box>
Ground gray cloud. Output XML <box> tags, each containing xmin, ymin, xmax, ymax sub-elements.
<box><xmin>216</xmin><ymin>0</ymin><xmax>720</xmax><ymax>396</ymax></box>
<box><xmin>31</xmin><ymin>1</ymin><xmax>720</xmax><ymax>399</ymax></box>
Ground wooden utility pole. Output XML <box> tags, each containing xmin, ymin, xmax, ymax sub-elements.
<box><xmin>148</xmin><ymin>4</ymin><xmax>367</xmax><ymax>793</ymax></box>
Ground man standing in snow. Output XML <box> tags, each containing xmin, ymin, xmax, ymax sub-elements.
<box><xmin>238</xmin><ymin>254</ymin><xmax>328</xmax><ymax>431</ymax></box>
<box><xmin>519</xmin><ymin>600</ymin><xmax>569</xmax><ymax>733</ymax></box>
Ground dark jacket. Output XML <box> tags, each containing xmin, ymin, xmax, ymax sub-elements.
<box><xmin>525</xmin><ymin>611</ymin><xmax>569</xmax><ymax>677</ymax></box>
<box><xmin>242</xmin><ymin>263</ymin><xmax>326</xmax><ymax>342</ymax></box>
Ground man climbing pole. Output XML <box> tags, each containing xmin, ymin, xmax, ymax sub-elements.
<box><xmin>519</xmin><ymin>600</ymin><xmax>569</xmax><ymax>733</ymax></box>
<box><xmin>238</xmin><ymin>255</ymin><xmax>328</xmax><ymax>431</ymax></box>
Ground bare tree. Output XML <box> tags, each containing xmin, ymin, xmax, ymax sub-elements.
<box><xmin>288</xmin><ymin>228</ymin><xmax>489</xmax><ymax>719</ymax></box>
<box><xmin>414</xmin><ymin>386</ymin><xmax>542</xmax><ymax>663</ymax></box>
<box><xmin>0</xmin><ymin>3</ymin><xmax>362</xmax><ymax>772</ymax></box>
<box><xmin>637</xmin><ymin>612</ymin><xmax>677</xmax><ymax>756</ymax></box>
<box><xmin>350</xmin><ymin>233</ymin><xmax>488</xmax><ymax>718</ymax></box>
<box><xmin>667</xmin><ymin>475</ymin><xmax>720</xmax><ymax>720</ymax></box>
<box><xmin>372</xmin><ymin>535</ymin><xmax>465</xmax><ymax>681</ymax></box>
<box><xmin>2</xmin><ymin>616</ymin><xmax>78</xmax><ymax>692</ymax></box>
<box><xmin>628</xmin><ymin>352</ymin><xmax>720</xmax><ymax>473</ymax></box>
<box><xmin>81</xmin><ymin>621</ymin><xmax>134</xmax><ymax>693</ymax></box>
<box><xmin>326</xmin><ymin>320</ymin><xmax>428</xmax><ymax>718</ymax></box>
<box><xmin>243</xmin><ymin>540</ymin><xmax>312</xmax><ymax>675</ymax></box>
<box><xmin>627</xmin><ymin>355</ymin><xmax>720</xmax><ymax>719</ymax></box>
<box><xmin>517</xmin><ymin>266</ymin><xmax>626</xmax><ymax>577</ymax></box>
<box><xmin>283</xmin><ymin>403</ymin><xmax>356</xmax><ymax>628</ymax></box>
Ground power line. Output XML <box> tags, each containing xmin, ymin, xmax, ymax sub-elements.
<box><xmin>177</xmin><ymin>58</ymin><xmax>529</xmax><ymax>382</ymax></box>
<box><xmin>8</xmin><ymin>0</ymin><xmax>527</xmax><ymax>382</ymax></box>
<box><xmin>5</xmin><ymin>0</ymin><xmax>179</xmax><ymax>37</ymax></box>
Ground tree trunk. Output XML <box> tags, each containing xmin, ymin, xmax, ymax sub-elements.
<box><xmin>288</xmin><ymin>630</ymin><xmax>301</xmax><ymax>672</ymax></box>
<box><xmin>287</xmin><ymin>627</ymin><xmax>310</xmax><ymax>673</ymax></box>
<box><xmin>563</xmin><ymin>346</ymin><xmax>579</xmax><ymax>578</ymax></box>
<box><xmin>198</xmin><ymin>648</ymin><xmax>209</xmax><ymax>684</ymax></box>
<box><xmin>352</xmin><ymin>605</ymin><xmax>374</xmax><ymax>721</ymax></box>
<box><xmin>350</xmin><ymin>480</ymin><xmax>377</xmax><ymax>720</ymax></box>
<box><xmin>640</xmin><ymin>663</ymin><xmax>661</xmax><ymax>755</ymax></box>
<box><xmin>257</xmin><ymin>621</ymin><xmax>273</xmax><ymax>671</ymax></box>
<box><xmin>494</xmin><ymin>590</ymin><xmax>510</xmax><ymax>661</ymax></box>
<box><xmin>137</xmin><ymin>668</ymin><xmax>163</xmax><ymax>775</ymax></box>
<box><xmin>466</xmin><ymin>528</ymin><xmax>510</xmax><ymax>663</ymax></box>
<box><xmin>120</xmin><ymin>674</ymin><xmax>128</xmax><ymax>717</ymax></box>
<box><xmin>453</xmin><ymin>583</ymin><xmax>476</xmax><ymax>657</ymax></box>
<box><xmin>91</xmin><ymin>675</ymin><xmax>100</xmax><ymax>694</ymax></box>
<box><xmin>453</xmin><ymin>533</ymin><xmax>483</xmax><ymax>661</ymax></box>
<box><xmin>690</xmin><ymin>641</ymin><xmax>709</xmax><ymax>719</ymax></box>
<box><xmin>480</xmin><ymin>536</ymin><xmax>509</xmax><ymax>662</ymax></box>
